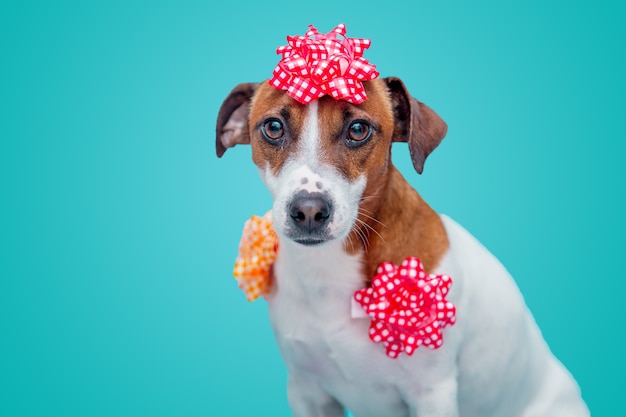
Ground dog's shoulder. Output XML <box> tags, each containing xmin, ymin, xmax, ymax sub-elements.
<box><xmin>435</xmin><ymin>214</ymin><xmax>528</xmax><ymax>308</ymax></box>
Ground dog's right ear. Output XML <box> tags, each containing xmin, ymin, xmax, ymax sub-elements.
<box><xmin>384</xmin><ymin>77</ymin><xmax>447</xmax><ymax>174</ymax></box>
<box><xmin>215</xmin><ymin>83</ymin><xmax>258</xmax><ymax>157</ymax></box>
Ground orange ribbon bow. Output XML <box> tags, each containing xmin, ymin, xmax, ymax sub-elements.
<box><xmin>233</xmin><ymin>211</ymin><xmax>278</xmax><ymax>301</ymax></box>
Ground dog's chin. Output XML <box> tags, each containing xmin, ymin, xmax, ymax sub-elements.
<box><xmin>275</xmin><ymin>215</ymin><xmax>352</xmax><ymax>249</ymax></box>
<box><xmin>280</xmin><ymin>228</ymin><xmax>341</xmax><ymax>248</ymax></box>
<box><xmin>284</xmin><ymin>229</ymin><xmax>351</xmax><ymax>248</ymax></box>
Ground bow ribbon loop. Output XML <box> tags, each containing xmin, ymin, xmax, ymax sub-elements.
<box><xmin>269</xmin><ymin>23</ymin><xmax>379</xmax><ymax>104</ymax></box>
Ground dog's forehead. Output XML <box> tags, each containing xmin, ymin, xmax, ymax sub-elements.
<box><xmin>249</xmin><ymin>79</ymin><xmax>393</xmax><ymax>127</ymax></box>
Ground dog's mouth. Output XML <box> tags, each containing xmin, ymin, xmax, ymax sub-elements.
<box><xmin>292</xmin><ymin>237</ymin><xmax>328</xmax><ymax>246</ymax></box>
<box><xmin>284</xmin><ymin>225</ymin><xmax>335</xmax><ymax>247</ymax></box>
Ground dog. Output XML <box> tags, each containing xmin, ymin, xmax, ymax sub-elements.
<box><xmin>215</xmin><ymin>76</ymin><xmax>590</xmax><ymax>416</ymax></box>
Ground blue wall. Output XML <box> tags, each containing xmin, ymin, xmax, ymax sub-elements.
<box><xmin>2</xmin><ymin>1</ymin><xmax>624</xmax><ymax>415</ymax></box>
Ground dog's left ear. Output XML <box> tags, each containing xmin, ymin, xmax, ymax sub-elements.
<box><xmin>385</xmin><ymin>77</ymin><xmax>448</xmax><ymax>174</ymax></box>
<box><xmin>216</xmin><ymin>83</ymin><xmax>258</xmax><ymax>158</ymax></box>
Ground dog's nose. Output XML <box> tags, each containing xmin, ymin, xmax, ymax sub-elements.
<box><xmin>289</xmin><ymin>193</ymin><xmax>331</xmax><ymax>233</ymax></box>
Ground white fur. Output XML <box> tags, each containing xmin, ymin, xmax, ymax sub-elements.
<box><xmin>259</xmin><ymin>102</ymin><xmax>589</xmax><ymax>417</ymax></box>
<box><xmin>267</xmin><ymin>216</ymin><xmax>589</xmax><ymax>417</ymax></box>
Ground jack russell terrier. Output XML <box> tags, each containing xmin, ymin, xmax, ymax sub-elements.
<box><xmin>215</xmin><ymin>24</ymin><xmax>589</xmax><ymax>417</ymax></box>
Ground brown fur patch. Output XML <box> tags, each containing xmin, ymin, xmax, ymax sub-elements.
<box><xmin>333</xmin><ymin>80</ymin><xmax>449</xmax><ymax>278</ymax></box>
<box><xmin>347</xmin><ymin>165</ymin><xmax>449</xmax><ymax>279</ymax></box>
<box><xmin>248</xmin><ymin>82</ymin><xmax>308</xmax><ymax>175</ymax></box>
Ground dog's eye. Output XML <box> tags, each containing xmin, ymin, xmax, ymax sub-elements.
<box><xmin>346</xmin><ymin>120</ymin><xmax>372</xmax><ymax>146</ymax></box>
<box><xmin>262</xmin><ymin>119</ymin><xmax>285</xmax><ymax>143</ymax></box>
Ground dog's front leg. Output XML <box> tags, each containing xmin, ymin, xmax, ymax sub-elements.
<box><xmin>402</xmin><ymin>377</ymin><xmax>459</xmax><ymax>417</ymax></box>
<box><xmin>287</xmin><ymin>373</ymin><xmax>345</xmax><ymax>417</ymax></box>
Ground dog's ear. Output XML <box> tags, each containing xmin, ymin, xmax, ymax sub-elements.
<box><xmin>385</xmin><ymin>77</ymin><xmax>447</xmax><ymax>174</ymax></box>
<box><xmin>216</xmin><ymin>83</ymin><xmax>259</xmax><ymax>157</ymax></box>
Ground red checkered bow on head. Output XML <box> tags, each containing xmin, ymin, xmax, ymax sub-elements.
<box><xmin>269</xmin><ymin>23</ymin><xmax>380</xmax><ymax>105</ymax></box>
<box><xmin>354</xmin><ymin>257</ymin><xmax>457</xmax><ymax>359</ymax></box>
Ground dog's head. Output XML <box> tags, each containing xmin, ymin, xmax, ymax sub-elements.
<box><xmin>216</xmin><ymin>78</ymin><xmax>447</xmax><ymax>248</ymax></box>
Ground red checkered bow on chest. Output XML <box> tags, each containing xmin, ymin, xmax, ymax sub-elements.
<box><xmin>269</xmin><ymin>23</ymin><xmax>380</xmax><ymax>104</ymax></box>
<box><xmin>354</xmin><ymin>257</ymin><xmax>457</xmax><ymax>359</ymax></box>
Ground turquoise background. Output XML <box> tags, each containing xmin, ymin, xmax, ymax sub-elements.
<box><xmin>1</xmin><ymin>0</ymin><xmax>624</xmax><ymax>415</ymax></box>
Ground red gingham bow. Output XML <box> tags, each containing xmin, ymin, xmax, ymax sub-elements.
<box><xmin>269</xmin><ymin>23</ymin><xmax>380</xmax><ymax>104</ymax></box>
<box><xmin>354</xmin><ymin>257</ymin><xmax>457</xmax><ymax>359</ymax></box>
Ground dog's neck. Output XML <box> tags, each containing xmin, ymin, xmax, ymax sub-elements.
<box><xmin>274</xmin><ymin>163</ymin><xmax>449</xmax><ymax>295</ymax></box>
<box><xmin>347</xmin><ymin>164</ymin><xmax>449</xmax><ymax>281</ymax></box>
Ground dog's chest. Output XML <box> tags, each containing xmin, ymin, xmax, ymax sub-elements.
<box><xmin>266</xmin><ymin>241</ymin><xmax>408</xmax><ymax>414</ymax></box>
<box><xmin>267</xmin><ymin>241</ymin><xmax>365</xmax><ymax>372</ymax></box>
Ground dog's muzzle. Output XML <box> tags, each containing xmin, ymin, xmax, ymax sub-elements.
<box><xmin>287</xmin><ymin>191</ymin><xmax>333</xmax><ymax>246</ymax></box>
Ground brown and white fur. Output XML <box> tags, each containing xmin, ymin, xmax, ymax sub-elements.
<box><xmin>216</xmin><ymin>78</ymin><xmax>589</xmax><ymax>417</ymax></box>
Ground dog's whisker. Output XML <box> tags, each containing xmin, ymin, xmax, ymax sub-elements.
<box><xmin>357</xmin><ymin>209</ymin><xmax>387</xmax><ymax>229</ymax></box>
<box><xmin>355</xmin><ymin>206</ymin><xmax>376</xmax><ymax>216</ymax></box>
<box><xmin>349</xmin><ymin>195</ymin><xmax>381</xmax><ymax>207</ymax></box>
<box><xmin>354</xmin><ymin>195</ymin><xmax>383</xmax><ymax>205</ymax></box>
<box><xmin>353</xmin><ymin>218</ymin><xmax>371</xmax><ymax>244</ymax></box>
<box><xmin>350</xmin><ymin>220</ymin><xmax>370</xmax><ymax>251</ymax></box>
<box><xmin>359</xmin><ymin>194</ymin><xmax>383</xmax><ymax>201</ymax></box>
<box><xmin>346</xmin><ymin>229</ymin><xmax>356</xmax><ymax>253</ymax></box>
<box><xmin>355</xmin><ymin>217</ymin><xmax>386</xmax><ymax>244</ymax></box>
<box><xmin>352</xmin><ymin>223</ymin><xmax>365</xmax><ymax>248</ymax></box>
